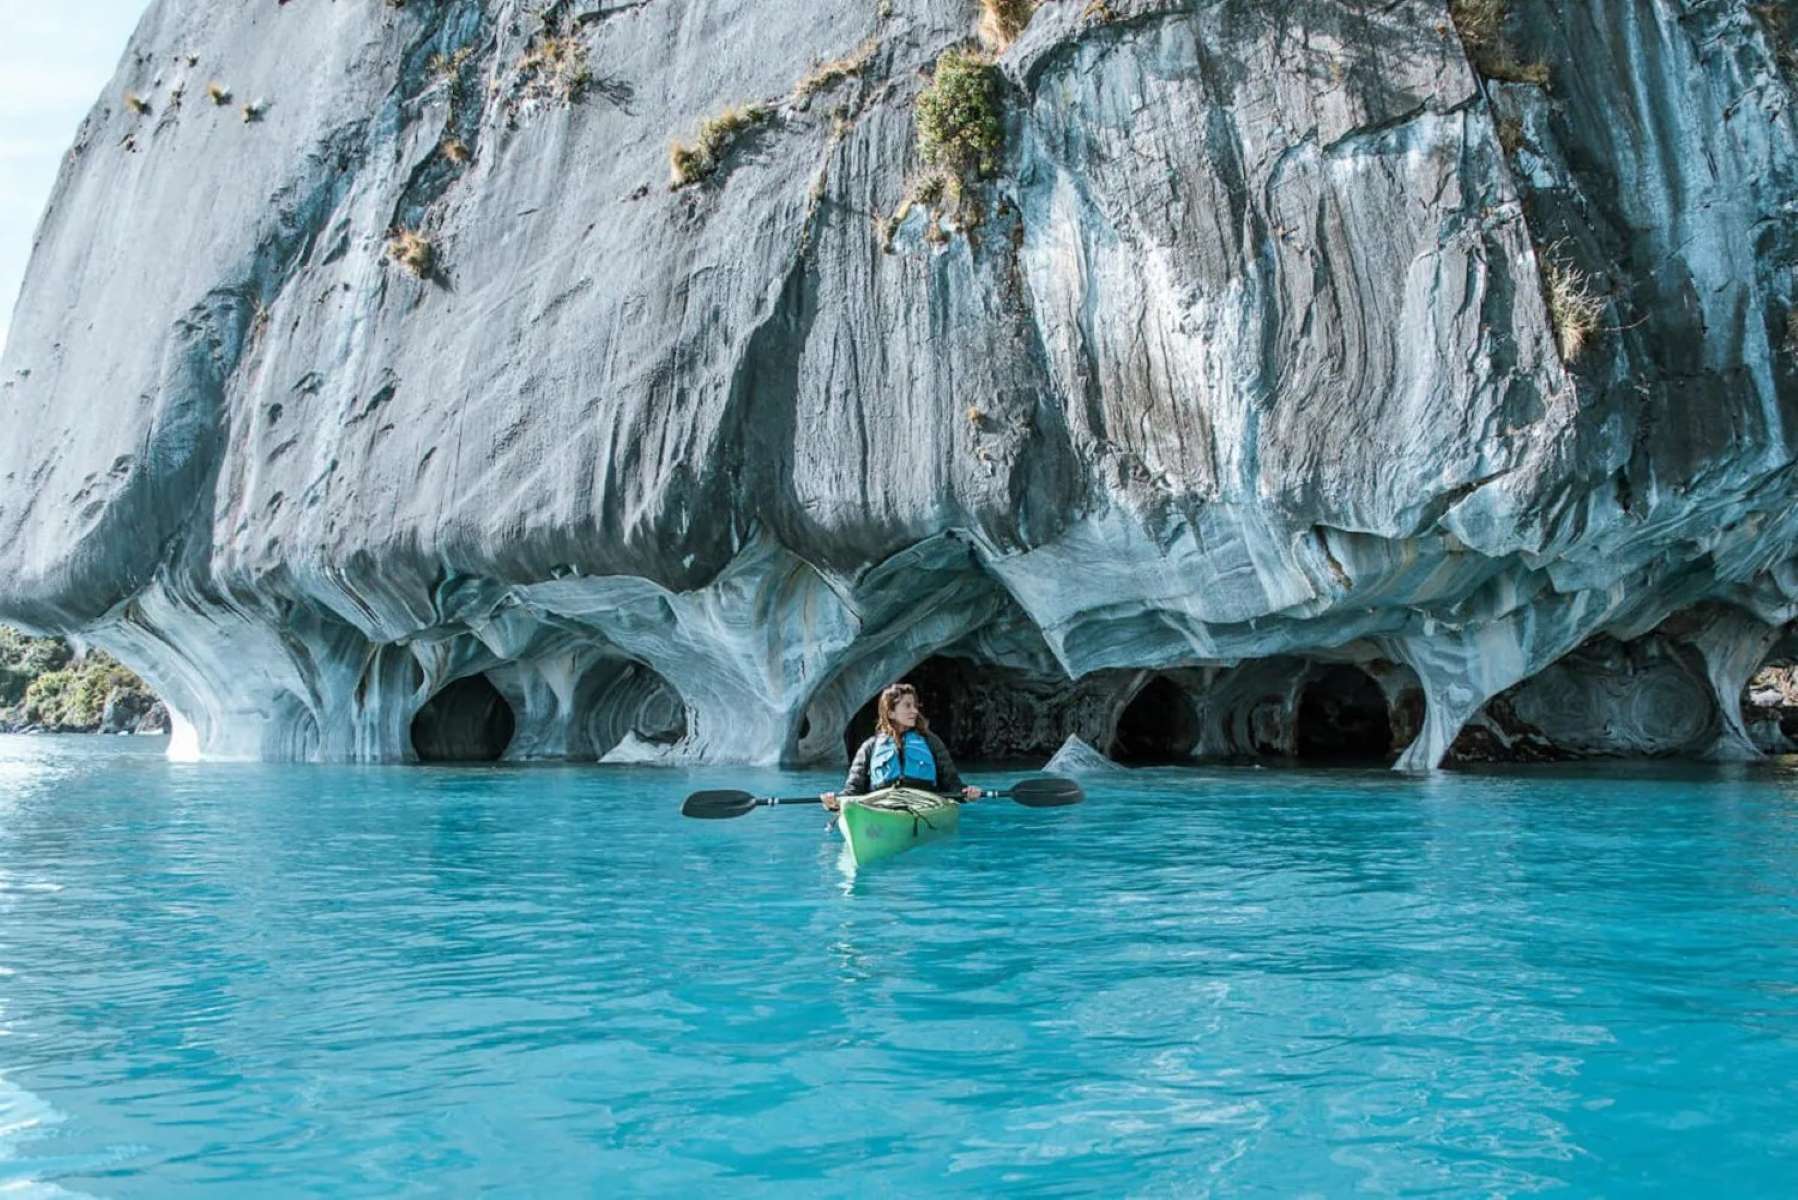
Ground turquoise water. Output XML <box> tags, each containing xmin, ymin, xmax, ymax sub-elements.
<box><xmin>3</xmin><ymin>736</ymin><xmax>1798</xmax><ymax>1196</ymax></box>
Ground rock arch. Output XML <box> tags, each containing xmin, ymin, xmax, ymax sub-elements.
<box><xmin>586</xmin><ymin>662</ymin><xmax>688</xmax><ymax>762</ymax></box>
<box><xmin>1449</xmin><ymin>632</ymin><xmax>1723</xmax><ymax>763</ymax></box>
<box><xmin>1189</xmin><ymin>657</ymin><xmax>1419</xmax><ymax>765</ymax></box>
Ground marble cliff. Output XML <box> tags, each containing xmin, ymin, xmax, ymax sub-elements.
<box><xmin>3</xmin><ymin>0</ymin><xmax>1797</xmax><ymax>768</ymax></box>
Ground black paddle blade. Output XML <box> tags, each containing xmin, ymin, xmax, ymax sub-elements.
<box><xmin>681</xmin><ymin>789</ymin><xmax>759</xmax><ymax>819</ymax></box>
<box><xmin>1007</xmin><ymin>776</ymin><xmax>1086</xmax><ymax>807</ymax></box>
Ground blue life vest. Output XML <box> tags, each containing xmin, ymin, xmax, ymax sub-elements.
<box><xmin>869</xmin><ymin>730</ymin><xmax>938</xmax><ymax>788</ymax></box>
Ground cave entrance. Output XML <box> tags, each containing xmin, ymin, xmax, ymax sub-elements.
<box><xmin>1113</xmin><ymin>675</ymin><xmax>1200</xmax><ymax>764</ymax></box>
<box><xmin>1294</xmin><ymin>666</ymin><xmax>1392</xmax><ymax>764</ymax></box>
<box><xmin>411</xmin><ymin>674</ymin><xmax>516</xmax><ymax>763</ymax></box>
<box><xmin>626</xmin><ymin>670</ymin><xmax>688</xmax><ymax>746</ymax></box>
<box><xmin>581</xmin><ymin>662</ymin><xmax>689</xmax><ymax>760</ymax></box>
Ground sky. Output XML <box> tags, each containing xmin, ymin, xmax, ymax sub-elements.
<box><xmin>0</xmin><ymin>0</ymin><xmax>153</xmax><ymax>357</ymax></box>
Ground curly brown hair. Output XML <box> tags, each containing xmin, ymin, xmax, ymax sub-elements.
<box><xmin>874</xmin><ymin>682</ymin><xmax>930</xmax><ymax>742</ymax></box>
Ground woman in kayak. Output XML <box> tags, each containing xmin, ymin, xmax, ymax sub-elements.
<box><xmin>821</xmin><ymin>682</ymin><xmax>982</xmax><ymax>811</ymax></box>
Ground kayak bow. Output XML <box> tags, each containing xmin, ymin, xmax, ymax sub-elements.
<box><xmin>837</xmin><ymin>785</ymin><xmax>960</xmax><ymax>865</ymax></box>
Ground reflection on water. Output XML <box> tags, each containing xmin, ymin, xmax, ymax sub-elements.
<box><xmin>1</xmin><ymin>734</ymin><xmax>1798</xmax><ymax>1194</ymax></box>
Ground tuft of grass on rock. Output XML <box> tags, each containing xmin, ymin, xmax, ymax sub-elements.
<box><xmin>916</xmin><ymin>48</ymin><xmax>1003</xmax><ymax>177</ymax></box>
<box><xmin>240</xmin><ymin>100</ymin><xmax>265</xmax><ymax>123</ymax></box>
<box><xmin>516</xmin><ymin>33</ymin><xmax>591</xmax><ymax>104</ymax></box>
<box><xmin>1543</xmin><ymin>254</ymin><xmax>1606</xmax><ymax>363</ymax></box>
<box><xmin>977</xmin><ymin>0</ymin><xmax>1038</xmax><ymax>52</ymax></box>
<box><xmin>442</xmin><ymin>137</ymin><xmax>470</xmax><ymax>164</ymax></box>
<box><xmin>1448</xmin><ymin>0</ymin><xmax>1503</xmax><ymax>47</ymax></box>
<box><xmin>125</xmin><ymin>91</ymin><xmax>150</xmax><ymax>115</ymax></box>
<box><xmin>669</xmin><ymin>103</ymin><xmax>769</xmax><ymax>187</ymax></box>
<box><xmin>206</xmin><ymin>81</ymin><xmax>230</xmax><ymax>104</ymax></box>
<box><xmin>387</xmin><ymin>228</ymin><xmax>435</xmax><ymax>277</ymax></box>
<box><xmin>795</xmin><ymin>39</ymin><xmax>877</xmax><ymax>99</ymax></box>
<box><xmin>429</xmin><ymin>46</ymin><xmax>473</xmax><ymax>82</ymax></box>
<box><xmin>1449</xmin><ymin>0</ymin><xmax>1549</xmax><ymax>86</ymax></box>
<box><xmin>893</xmin><ymin>165</ymin><xmax>964</xmax><ymax>231</ymax></box>
<box><xmin>1496</xmin><ymin>115</ymin><xmax>1524</xmax><ymax>157</ymax></box>
<box><xmin>889</xmin><ymin>163</ymin><xmax>987</xmax><ymax>248</ymax></box>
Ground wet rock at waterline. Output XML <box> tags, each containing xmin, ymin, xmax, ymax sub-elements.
<box><xmin>1044</xmin><ymin>736</ymin><xmax>1131</xmax><ymax>777</ymax></box>
<box><xmin>2</xmin><ymin>1</ymin><xmax>1798</xmax><ymax>768</ymax></box>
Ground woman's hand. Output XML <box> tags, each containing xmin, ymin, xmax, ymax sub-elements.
<box><xmin>961</xmin><ymin>785</ymin><xmax>982</xmax><ymax>801</ymax></box>
<box><xmin>820</xmin><ymin>792</ymin><xmax>840</xmax><ymax>811</ymax></box>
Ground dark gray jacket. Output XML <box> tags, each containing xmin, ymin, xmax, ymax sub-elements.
<box><xmin>841</xmin><ymin>729</ymin><xmax>966</xmax><ymax>795</ymax></box>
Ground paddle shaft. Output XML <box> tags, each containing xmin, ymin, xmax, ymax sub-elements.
<box><xmin>760</xmin><ymin>787</ymin><xmax>1036</xmax><ymax>807</ymax></box>
<box><xmin>752</xmin><ymin>790</ymin><xmax>990</xmax><ymax>808</ymax></box>
<box><xmin>680</xmin><ymin>775</ymin><xmax>1081</xmax><ymax>819</ymax></box>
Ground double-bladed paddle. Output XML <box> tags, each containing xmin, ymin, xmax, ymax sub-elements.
<box><xmin>680</xmin><ymin>775</ymin><xmax>1086</xmax><ymax>820</ymax></box>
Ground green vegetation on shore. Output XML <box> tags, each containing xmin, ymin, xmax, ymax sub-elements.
<box><xmin>0</xmin><ymin>627</ymin><xmax>166</xmax><ymax>733</ymax></box>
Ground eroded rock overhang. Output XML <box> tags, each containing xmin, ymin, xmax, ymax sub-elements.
<box><xmin>1</xmin><ymin>0</ymin><xmax>1794</xmax><ymax>768</ymax></box>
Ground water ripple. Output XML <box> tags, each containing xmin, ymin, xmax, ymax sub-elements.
<box><xmin>2</xmin><ymin>737</ymin><xmax>1798</xmax><ymax>1193</ymax></box>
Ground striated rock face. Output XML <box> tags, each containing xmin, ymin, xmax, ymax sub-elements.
<box><xmin>2</xmin><ymin>0</ymin><xmax>1797</xmax><ymax>767</ymax></box>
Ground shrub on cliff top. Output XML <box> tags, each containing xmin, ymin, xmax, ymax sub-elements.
<box><xmin>916</xmin><ymin>49</ymin><xmax>1003</xmax><ymax>177</ymax></box>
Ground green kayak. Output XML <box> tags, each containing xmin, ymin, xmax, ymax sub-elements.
<box><xmin>838</xmin><ymin>786</ymin><xmax>961</xmax><ymax>865</ymax></box>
